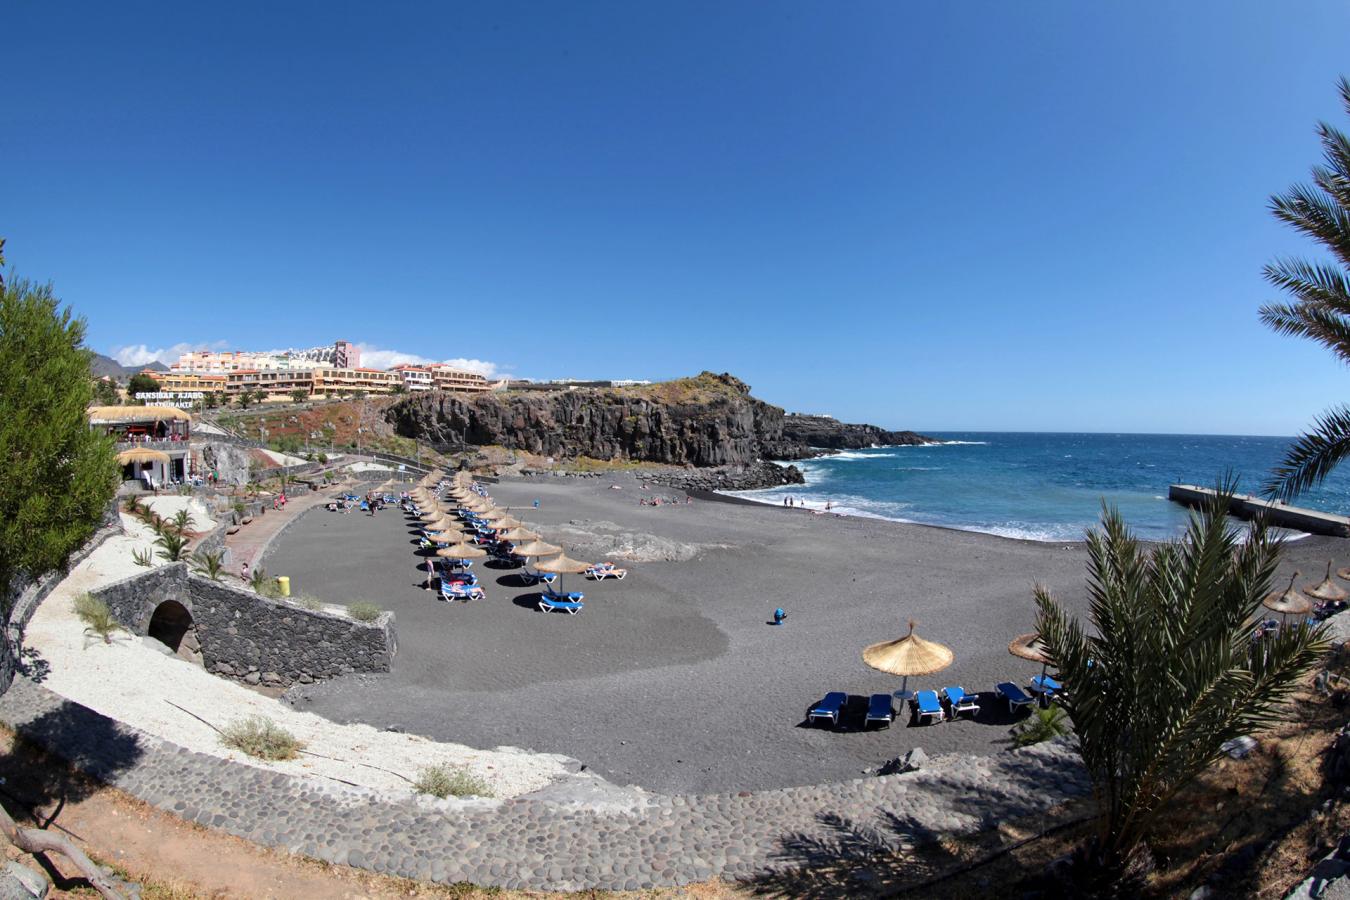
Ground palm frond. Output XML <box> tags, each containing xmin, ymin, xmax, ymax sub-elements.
<box><xmin>1263</xmin><ymin>404</ymin><xmax>1350</xmax><ymax>500</ymax></box>
<box><xmin>1269</xmin><ymin>183</ymin><xmax>1350</xmax><ymax>269</ymax></box>
<box><xmin>1262</xmin><ymin>256</ymin><xmax>1350</xmax><ymax>313</ymax></box>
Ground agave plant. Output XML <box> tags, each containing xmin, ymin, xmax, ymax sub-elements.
<box><xmin>131</xmin><ymin>546</ymin><xmax>154</xmax><ymax>568</ymax></box>
<box><xmin>153</xmin><ymin>529</ymin><xmax>189</xmax><ymax>562</ymax></box>
<box><xmin>190</xmin><ymin>549</ymin><xmax>225</xmax><ymax>581</ymax></box>
<box><xmin>1260</xmin><ymin>78</ymin><xmax>1350</xmax><ymax>499</ymax></box>
<box><xmin>1034</xmin><ymin>488</ymin><xmax>1328</xmax><ymax>887</ymax></box>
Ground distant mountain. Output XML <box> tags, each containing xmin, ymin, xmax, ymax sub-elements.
<box><xmin>89</xmin><ymin>353</ymin><xmax>167</xmax><ymax>381</ymax></box>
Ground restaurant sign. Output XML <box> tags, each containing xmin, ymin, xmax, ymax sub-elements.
<box><xmin>134</xmin><ymin>391</ymin><xmax>205</xmax><ymax>407</ymax></box>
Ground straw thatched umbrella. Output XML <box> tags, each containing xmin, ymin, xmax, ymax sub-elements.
<box><xmin>535</xmin><ymin>553</ymin><xmax>592</xmax><ymax>595</ymax></box>
<box><xmin>482</xmin><ymin>514</ymin><xmax>521</xmax><ymax>533</ymax></box>
<box><xmin>514</xmin><ymin>540</ymin><xmax>562</xmax><ymax>578</ymax></box>
<box><xmin>1338</xmin><ymin>567</ymin><xmax>1350</xmax><ymax>582</ymax></box>
<box><xmin>499</xmin><ymin>527</ymin><xmax>540</xmax><ymax>543</ymax></box>
<box><xmin>1009</xmin><ymin>632</ymin><xmax>1053</xmax><ymax>682</ymax></box>
<box><xmin>442</xmin><ymin>541</ymin><xmax>488</xmax><ymax>563</ymax></box>
<box><xmin>1264</xmin><ymin>573</ymin><xmax>1313</xmax><ymax>622</ymax></box>
<box><xmin>862</xmin><ymin>620</ymin><xmax>954</xmax><ymax>701</ymax></box>
<box><xmin>1306</xmin><ymin>562</ymin><xmax>1348</xmax><ymax>602</ymax></box>
<box><xmin>513</xmin><ymin>539</ymin><xmax>561</xmax><ymax>558</ymax></box>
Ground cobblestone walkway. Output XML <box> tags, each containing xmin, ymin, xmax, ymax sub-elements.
<box><xmin>225</xmin><ymin>491</ymin><xmax>333</xmax><ymax>571</ymax></box>
<box><xmin>0</xmin><ymin>678</ymin><xmax>1090</xmax><ymax>891</ymax></box>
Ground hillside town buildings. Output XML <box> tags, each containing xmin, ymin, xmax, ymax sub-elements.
<box><xmin>147</xmin><ymin>338</ymin><xmax>497</xmax><ymax>402</ymax></box>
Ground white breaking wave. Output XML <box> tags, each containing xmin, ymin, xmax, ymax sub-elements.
<box><xmin>819</xmin><ymin>451</ymin><xmax>898</xmax><ymax>461</ymax></box>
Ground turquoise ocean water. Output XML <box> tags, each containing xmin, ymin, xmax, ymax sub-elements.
<box><xmin>730</xmin><ymin>433</ymin><xmax>1350</xmax><ymax>542</ymax></box>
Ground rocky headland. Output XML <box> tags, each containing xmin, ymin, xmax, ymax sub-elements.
<box><xmin>385</xmin><ymin>372</ymin><xmax>933</xmax><ymax>489</ymax></box>
<box><xmin>779</xmin><ymin>413</ymin><xmax>932</xmax><ymax>454</ymax></box>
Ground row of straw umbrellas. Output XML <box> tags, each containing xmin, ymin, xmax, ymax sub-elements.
<box><xmin>1262</xmin><ymin>561</ymin><xmax>1348</xmax><ymax>621</ymax></box>
<box><xmin>865</xmin><ymin>562</ymin><xmax>1350</xmax><ymax>703</ymax></box>
<box><xmin>408</xmin><ymin>471</ymin><xmax>594</xmax><ymax>592</ymax></box>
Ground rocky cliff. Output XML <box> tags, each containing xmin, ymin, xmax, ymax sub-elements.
<box><xmin>384</xmin><ymin>372</ymin><xmax>931</xmax><ymax>476</ymax></box>
<box><xmin>780</xmin><ymin>415</ymin><xmax>933</xmax><ymax>452</ymax></box>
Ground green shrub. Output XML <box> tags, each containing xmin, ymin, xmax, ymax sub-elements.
<box><xmin>1010</xmin><ymin>703</ymin><xmax>1071</xmax><ymax>748</ymax></box>
<box><xmin>413</xmin><ymin>764</ymin><xmax>494</xmax><ymax>799</ymax></box>
<box><xmin>73</xmin><ymin>593</ymin><xmax>124</xmax><ymax>644</ymax></box>
<box><xmin>218</xmin><ymin>716</ymin><xmax>304</xmax><ymax>761</ymax></box>
<box><xmin>347</xmin><ymin>601</ymin><xmax>381</xmax><ymax>622</ymax></box>
<box><xmin>297</xmin><ymin>595</ymin><xmax>324</xmax><ymax>611</ymax></box>
<box><xmin>132</xmin><ymin>547</ymin><xmax>154</xmax><ymax>568</ymax></box>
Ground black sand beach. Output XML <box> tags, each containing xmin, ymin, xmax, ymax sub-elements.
<box><xmin>266</xmin><ymin>473</ymin><xmax>1343</xmax><ymax>795</ymax></box>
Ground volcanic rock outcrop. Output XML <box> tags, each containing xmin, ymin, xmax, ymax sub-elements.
<box><xmin>385</xmin><ymin>372</ymin><xmax>932</xmax><ymax>484</ymax></box>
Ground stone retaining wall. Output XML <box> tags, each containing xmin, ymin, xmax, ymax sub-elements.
<box><xmin>92</xmin><ymin>564</ymin><xmax>396</xmax><ymax>687</ymax></box>
<box><xmin>1</xmin><ymin>503</ymin><xmax>120</xmax><ymax>694</ymax></box>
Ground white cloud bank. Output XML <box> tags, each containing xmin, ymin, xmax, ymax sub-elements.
<box><xmin>355</xmin><ymin>344</ymin><xmax>504</xmax><ymax>379</ymax></box>
<box><xmin>109</xmin><ymin>341</ymin><xmax>228</xmax><ymax>367</ymax></box>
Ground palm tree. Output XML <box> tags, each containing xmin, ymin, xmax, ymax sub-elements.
<box><xmin>171</xmin><ymin>508</ymin><xmax>195</xmax><ymax>534</ymax></box>
<box><xmin>1260</xmin><ymin>77</ymin><xmax>1350</xmax><ymax>500</ymax></box>
<box><xmin>153</xmin><ymin>529</ymin><xmax>189</xmax><ymax>562</ymax></box>
<box><xmin>190</xmin><ymin>549</ymin><xmax>225</xmax><ymax>581</ymax></box>
<box><xmin>1034</xmin><ymin>489</ymin><xmax>1327</xmax><ymax>889</ymax></box>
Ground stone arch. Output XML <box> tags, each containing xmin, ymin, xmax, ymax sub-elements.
<box><xmin>147</xmin><ymin>600</ymin><xmax>194</xmax><ymax>655</ymax></box>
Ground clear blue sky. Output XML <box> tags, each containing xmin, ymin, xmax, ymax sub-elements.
<box><xmin>5</xmin><ymin>2</ymin><xmax>1350</xmax><ymax>435</ymax></box>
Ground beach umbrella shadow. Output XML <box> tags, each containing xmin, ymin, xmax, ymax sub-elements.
<box><xmin>511</xmin><ymin>593</ymin><xmax>544</xmax><ymax>611</ymax></box>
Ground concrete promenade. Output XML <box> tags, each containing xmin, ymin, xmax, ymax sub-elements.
<box><xmin>1168</xmin><ymin>484</ymin><xmax>1350</xmax><ymax>537</ymax></box>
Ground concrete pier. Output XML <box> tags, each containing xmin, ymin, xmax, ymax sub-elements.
<box><xmin>1168</xmin><ymin>484</ymin><xmax>1350</xmax><ymax>538</ymax></box>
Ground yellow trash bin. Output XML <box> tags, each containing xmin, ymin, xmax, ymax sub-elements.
<box><xmin>276</xmin><ymin>576</ymin><xmax>291</xmax><ymax>597</ymax></box>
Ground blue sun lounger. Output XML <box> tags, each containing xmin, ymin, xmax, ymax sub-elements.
<box><xmin>519</xmin><ymin>570</ymin><xmax>557</xmax><ymax>586</ymax></box>
<box><xmin>1029</xmin><ymin>674</ymin><xmax>1062</xmax><ymax>704</ymax></box>
<box><xmin>913</xmin><ymin>690</ymin><xmax>944</xmax><ymax>724</ymax></box>
<box><xmin>542</xmin><ymin>588</ymin><xmax>585</xmax><ymax>603</ymax></box>
<box><xmin>942</xmin><ymin>686</ymin><xmax>980</xmax><ymax>718</ymax></box>
<box><xmin>865</xmin><ymin>693</ymin><xmax>894</xmax><ymax>727</ymax></box>
<box><xmin>996</xmin><ymin>681</ymin><xmax>1035</xmax><ymax>712</ymax></box>
<box><xmin>537</xmin><ymin>595</ymin><xmax>583</xmax><ymax>614</ymax></box>
<box><xmin>808</xmin><ymin>691</ymin><xmax>848</xmax><ymax>726</ymax></box>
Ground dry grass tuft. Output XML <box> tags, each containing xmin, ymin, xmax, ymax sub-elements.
<box><xmin>219</xmin><ymin>716</ymin><xmax>305</xmax><ymax>761</ymax></box>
